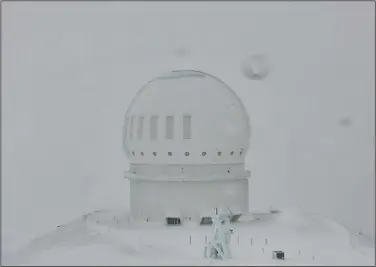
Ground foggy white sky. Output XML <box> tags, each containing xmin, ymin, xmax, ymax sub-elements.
<box><xmin>2</xmin><ymin>2</ymin><xmax>375</xmax><ymax>251</ymax></box>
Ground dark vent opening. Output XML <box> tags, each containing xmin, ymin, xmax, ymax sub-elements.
<box><xmin>200</xmin><ymin>217</ymin><xmax>213</xmax><ymax>225</ymax></box>
<box><xmin>166</xmin><ymin>217</ymin><xmax>181</xmax><ymax>225</ymax></box>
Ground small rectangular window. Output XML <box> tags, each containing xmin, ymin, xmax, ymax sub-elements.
<box><xmin>166</xmin><ymin>116</ymin><xmax>174</xmax><ymax>140</ymax></box>
<box><xmin>182</xmin><ymin>115</ymin><xmax>192</xmax><ymax>139</ymax></box>
<box><xmin>129</xmin><ymin>116</ymin><xmax>135</xmax><ymax>140</ymax></box>
<box><xmin>150</xmin><ymin>116</ymin><xmax>158</xmax><ymax>140</ymax></box>
<box><xmin>137</xmin><ymin>116</ymin><xmax>144</xmax><ymax>140</ymax></box>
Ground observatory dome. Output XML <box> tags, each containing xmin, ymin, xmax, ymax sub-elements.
<box><xmin>123</xmin><ymin>70</ymin><xmax>251</xmax><ymax>165</ymax></box>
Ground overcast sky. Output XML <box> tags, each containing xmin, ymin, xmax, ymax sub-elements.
<box><xmin>2</xmin><ymin>2</ymin><xmax>375</xmax><ymax>252</ymax></box>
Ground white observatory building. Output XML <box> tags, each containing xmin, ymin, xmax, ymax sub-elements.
<box><xmin>123</xmin><ymin>70</ymin><xmax>251</xmax><ymax>225</ymax></box>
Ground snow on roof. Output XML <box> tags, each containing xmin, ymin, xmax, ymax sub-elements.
<box><xmin>199</xmin><ymin>207</ymin><xmax>232</xmax><ymax>217</ymax></box>
<box><xmin>200</xmin><ymin>209</ymin><xmax>216</xmax><ymax>217</ymax></box>
<box><xmin>227</xmin><ymin>206</ymin><xmax>242</xmax><ymax>215</ymax></box>
<box><xmin>165</xmin><ymin>210</ymin><xmax>181</xmax><ymax>217</ymax></box>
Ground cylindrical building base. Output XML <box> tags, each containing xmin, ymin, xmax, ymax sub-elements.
<box><xmin>129</xmin><ymin>178</ymin><xmax>249</xmax><ymax>224</ymax></box>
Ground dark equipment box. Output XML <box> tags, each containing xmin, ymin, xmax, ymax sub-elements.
<box><xmin>272</xmin><ymin>251</ymin><xmax>285</xmax><ymax>260</ymax></box>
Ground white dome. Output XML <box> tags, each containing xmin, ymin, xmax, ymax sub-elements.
<box><xmin>123</xmin><ymin>70</ymin><xmax>251</xmax><ymax>165</ymax></box>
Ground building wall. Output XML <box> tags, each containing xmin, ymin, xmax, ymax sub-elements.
<box><xmin>128</xmin><ymin>163</ymin><xmax>250</xmax><ymax>181</ymax></box>
<box><xmin>129</xmin><ymin>178</ymin><xmax>249</xmax><ymax>223</ymax></box>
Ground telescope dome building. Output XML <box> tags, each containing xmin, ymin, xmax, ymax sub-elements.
<box><xmin>123</xmin><ymin>70</ymin><xmax>251</xmax><ymax>225</ymax></box>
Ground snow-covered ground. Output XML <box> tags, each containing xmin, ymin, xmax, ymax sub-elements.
<box><xmin>3</xmin><ymin>210</ymin><xmax>374</xmax><ymax>266</ymax></box>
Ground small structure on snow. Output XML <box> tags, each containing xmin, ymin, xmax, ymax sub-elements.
<box><xmin>204</xmin><ymin>209</ymin><xmax>234</xmax><ymax>260</ymax></box>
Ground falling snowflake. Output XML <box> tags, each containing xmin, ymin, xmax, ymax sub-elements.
<box><xmin>241</xmin><ymin>53</ymin><xmax>271</xmax><ymax>81</ymax></box>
